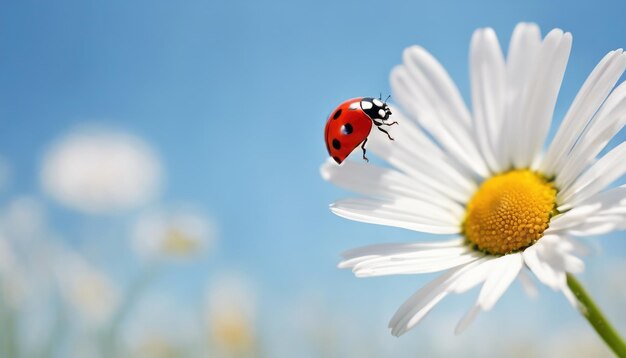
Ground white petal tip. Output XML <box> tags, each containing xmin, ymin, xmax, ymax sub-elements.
<box><xmin>319</xmin><ymin>162</ymin><xmax>332</xmax><ymax>180</ymax></box>
<box><xmin>455</xmin><ymin>306</ymin><xmax>480</xmax><ymax>335</ymax></box>
<box><xmin>482</xmin><ymin>27</ymin><xmax>497</xmax><ymax>38</ymax></box>
<box><xmin>390</xmin><ymin>327</ymin><xmax>405</xmax><ymax>337</ymax></box>
<box><xmin>388</xmin><ymin>317</ymin><xmax>408</xmax><ymax>336</ymax></box>
<box><xmin>547</xmin><ymin>28</ymin><xmax>564</xmax><ymax>37</ymax></box>
<box><xmin>562</xmin><ymin>32</ymin><xmax>573</xmax><ymax>44</ymax></box>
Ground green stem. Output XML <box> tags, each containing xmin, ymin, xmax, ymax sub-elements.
<box><xmin>567</xmin><ymin>274</ymin><xmax>626</xmax><ymax>357</ymax></box>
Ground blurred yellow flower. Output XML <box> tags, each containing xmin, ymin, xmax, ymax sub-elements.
<box><xmin>210</xmin><ymin>310</ymin><xmax>254</xmax><ymax>352</ymax></box>
<box><xmin>205</xmin><ymin>273</ymin><xmax>256</xmax><ymax>356</ymax></box>
<box><xmin>55</xmin><ymin>250</ymin><xmax>119</xmax><ymax>324</ymax></box>
<box><xmin>132</xmin><ymin>208</ymin><xmax>214</xmax><ymax>261</ymax></box>
<box><xmin>132</xmin><ymin>335</ymin><xmax>185</xmax><ymax>358</ymax></box>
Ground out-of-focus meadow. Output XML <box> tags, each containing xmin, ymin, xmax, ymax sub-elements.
<box><xmin>1</xmin><ymin>0</ymin><xmax>626</xmax><ymax>357</ymax></box>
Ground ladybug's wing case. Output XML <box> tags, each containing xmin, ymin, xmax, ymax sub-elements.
<box><xmin>325</xmin><ymin>98</ymin><xmax>373</xmax><ymax>164</ymax></box>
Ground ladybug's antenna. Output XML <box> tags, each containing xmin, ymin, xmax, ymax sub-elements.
<box><xmin>379</xmin><ymin>92</ymin><xmax>382</xmax><ymax>101</ymax></box>
<box><xmin>384</xmin><ymin>94</ymin><xmax>391</xmax><ymax>104</ymax></box>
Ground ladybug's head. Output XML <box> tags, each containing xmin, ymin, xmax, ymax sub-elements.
<box><xmin>362</xmin><ymin>97</ymin><xmax>393</xmax><ymax>122</ymax></box>
<box><xmin>380</xmin><ymin>102</ymin><xmax>392</xmax><ymax>121</ymax></box>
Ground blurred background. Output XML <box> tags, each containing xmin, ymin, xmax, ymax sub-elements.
<box><xmin>1</xmin><ymin>0</ymin><xmax>626</xmax><ymax>357</ymax></box>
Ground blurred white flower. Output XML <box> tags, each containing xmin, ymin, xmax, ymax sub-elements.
<box><xmin>54</xmin><ymin>249</ymin><xmax>119</xmax><ymax>324</ymax></box>
<box><xmin>40</xmin><ymin>126</ymin><xmax>162</xmax><ymax>214</ymax></box>
<box><xmin>0</xmin><ymin>197</ymin><xmax>84</xmax><ymax>350</ymax></box>
<box><xmin>205</xmin><ymin>273</ymin><xmax>256</xmax><ymax>356</ymax></box>
<box><xmin>0</xmin><ymin>235</ymin><xmax>28</xmax><ymax>308</ymax></box>
<box><xmin>0</xmin><ymin>196</ymin><xmax>54</xmax><ymax>309</ymax></box>
<box><xmin>123</xmin><ymin>295</ymin><xmax>198</xmax><ymax>358</ymax></box>
<box><xmin>2</xmin><ymin>196</ymin><xmax>47</xmax><ymax>240</ymax></box>
<box><xmin>132</xmin><ymin>208</ymin><xmax>214</xmax><ymax>260</ymax></box>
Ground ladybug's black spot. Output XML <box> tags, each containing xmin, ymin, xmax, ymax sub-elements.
<box><xmin>333</xmin><ymin>109</ymin><xmax>342</xmax><ymax>120</ymax></box>
<box><xmin>332</xmin><ymin>139</ymin><xmax>341</xmax><ymax>150</ymax></box>
<box><xmin>341</xmin><ymin>123</ymin><xmax>353</xmax><ymax>135</ymax></box>
<box><xmin>333</xmin><ymin>156</ymin><xmax>342</xmax><ymax>164</ymax></box>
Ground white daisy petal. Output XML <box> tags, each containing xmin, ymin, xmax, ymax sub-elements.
<box><xmin>390</xmin><ymin>66</ymin><xmax>489</xmax><ymax>179</ymax></box>
<box><xmin>453</xmin><ymin>256</ymin><xmax>523</xmax><ymax>335</ymax></box>
<box><xmin>388</xmin><ymin>266</ymin><xmax>456</xmax><ymax>332</ymax></box>
<box><xmin>561</xmin><ymin>283</ymin><xmax>579</xmax><ymax>308</ymax></box>
<box><xmin>548</xmin><ymin>185</ymin><xmax>626</xmax><ymax>235</ymax></box>
<box><xmin>517</xmin><ymin>269</ymin><xmax>539</xmax><ymax>299</ymax></box>
<box><xmin>449</xmin><ymin>258</ymin><xmax>497</xmax><ymax>294</ymax></box>
<box><xmin>520</xmin><ymin>29</ymin><xmax>572</xmax><ymax>169</ymax></box>
<box><xmin>402</xmin><ymin>46</ymin><xmax>473</xmax><ymax>127</ymax></box>
<box><xmin>470</xmin><ymin>27</ymin><xmax>506</xmax><ymax>173</ymax></box>
<box><xmin>558</xmin><ymin>141</ymin><xmax>626</xmax><ymax>209</ymax></box>
<box><xmin>560</xmin><ymin>236</ymin><xmax>591</xmax><ymax>257</ymax></box>
<box><xmin>455</xmin><ymin>305</ymin><xmax>481</xmax><ymax>335</ymax></box>
<box><xmin>534</xmin><ymin>237</ymin><xmax>582</xmax><ymax>308</ymax></box>
<box><xmin>506</xmin><ymin>23</ymin><xmax>542</xmax><ymax>167</ymax></box>
<box><xmin>563</xmin><ymin>254</ymin><xmax>585</xmax><ymax>273</ymax></box>
<box><xmin>556</xmin><ymin>80</ymin><xmax>626</xmax><ymax>189</ymax></box>
<box><xmin>524</xmin><ymin>238</ymin><xmax>580</xmax><ymax>310</ymax></box>
<box><xmin>400</xmin><ymin>47</ymin><xmax>490</xmax><ymax>178</ymax></box>
<box><xmin>347</xmin><ymin>244</ymin><xmax>467</xmax><ymax>262</ymax></box>
<box><xmin>320</xmin><ymin>159</ymin><xmax>465</xmax><ymax>217</ymax></box>
<box><xmin>375</xmin><ymin>108</ymin><xmax>446</xmax><ymax>158</ymax></box>
<box><xmin>340</xmin><ymin>238</ymin><xmax>464</xmax><ymax>261</ymax></box>
<box><xmin>332</xmin><ymin>197</ymin><xmax>461</xmax><ymax>224</ymax></box>
<box><xmin>351</xmin><ymin>253</ymin><xmax>482</xmax><ymax>277</ymax></box>
<box><xmin>523</xmin><ymin>235</ymin><xmax>584</xmax><ymax>292</ymax></box>
<box><xmin>389</xmin><ymin>261</ymin><xmax>483</xmax><ymax>336</ymax></box>
<box><xmin>568</xmin><ymin>216</ymin><xmax>626</xmax><ymax>236</ymax></box>
<box><xmin>548</xmin><ymin>204</ymin><xmax>609</xmax><ymax>233</ymax></box>
<box><xmin>541</xmin><ymin>50</ymin><xmax>626</xmax><ymax>176</ymax></box>
<box><xmin>523</xmin><ymin>242</ymin><xmax>561</xmax><ymax>290</ymax></box>
<box><xmin>366</xmin><ymin>111</ymin><xmax>477</xmax><ymax>203</ymax></box>
<box><xmin>342</xmin><ymin>245</ymin><xmax>470</xmax><ymax>270</ymax></box>
<box><xmin>477</xmin><ymin>253</ymin><xmax>523</xmax><ymax>310</ymax></box>
<box><xmin>330</xmin><ymin>198</ymin><xmax>461</xmax><ymax>234</ymax></box>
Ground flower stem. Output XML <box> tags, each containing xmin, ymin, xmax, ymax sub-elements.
<box><xmin>566</xmin><ymin>273</ymin><xmax>626</xmax><ymax>357</ymax></box>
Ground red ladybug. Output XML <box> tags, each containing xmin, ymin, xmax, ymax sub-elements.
<box><xmin>324</xmin><ymin>97</ymin><xmax>397</xmax><ymax>164</ymax></box>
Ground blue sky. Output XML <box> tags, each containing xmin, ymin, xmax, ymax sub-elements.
<box><xmin>2</xmin><ymin>0</ymin><xmax>626</xmax><ymax>355</ymax></box>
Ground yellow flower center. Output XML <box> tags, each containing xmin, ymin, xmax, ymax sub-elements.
<box><xmin>163</xmin><ymin>228</ymin><xmax>199</xmax><ymax>255</ymax></box>
<box><xmin>463</xmin><ymin>170</ymin><xmax>557</xmax><ymax>255</ymax></box>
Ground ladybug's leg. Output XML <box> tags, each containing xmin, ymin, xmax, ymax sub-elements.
<box><xmin>376</xmin><ymin>126</ymin><xmax>394</xmax><ymax>141</ymax></box>
<box><xmin>361</xmin><ymin>138</ymin><xmax>369</xmax><ymax>162</ymax></box>
<box><xmin>381</xmin><ymin>121</ymin><xmax>398</xmax><ymax>126</ymax></box>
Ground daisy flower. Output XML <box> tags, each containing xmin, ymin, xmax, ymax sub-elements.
<box><xmin>322</xmin><ymin>22</ymin><xmax>626</xmax><ymax>347</ymax></box>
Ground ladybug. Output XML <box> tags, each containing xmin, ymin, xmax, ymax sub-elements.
<box><xmin>324</xmin><ymin>96</ymin><xmax>397</xmax><ymax>164</ymax></box>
